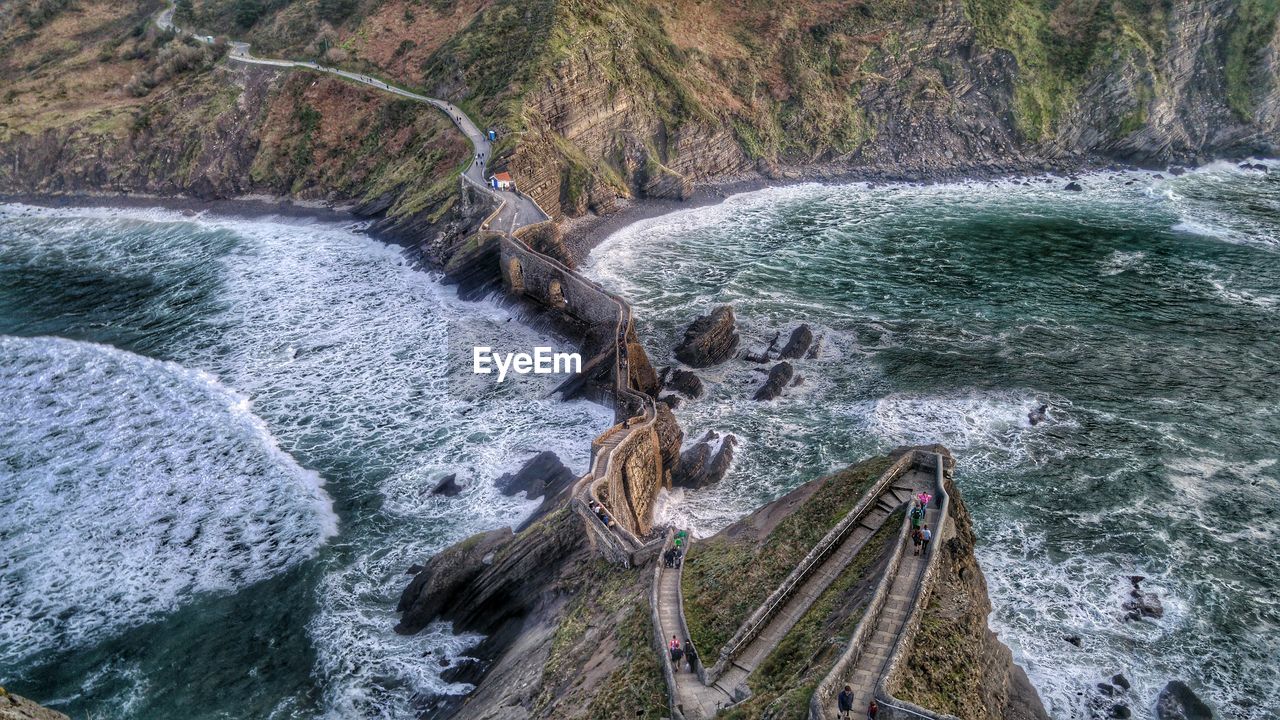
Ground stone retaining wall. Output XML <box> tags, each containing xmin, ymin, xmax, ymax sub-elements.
<box><xmin>706</xmin><ymin>451</ymin><xmax>917</xmax><ymax>684</ymax></box>
<box><xmin>651</xmin><ymin>529</ymin><xmax>687</xmax><ymax>720</ymax></box>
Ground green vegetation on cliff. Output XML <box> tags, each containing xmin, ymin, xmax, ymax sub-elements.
<box><xmin>682</xmin><ymin>456</ymin><xmax>892</xmax><ymax>658</ymax></box>
<box><xmin>1225</xmin><ymin>0</ymin><xmax>1280</xmax><ymax>119</ymax></box>
<box><xmin>723</xmin><ymin>509</ymin><xmax>904</xmax><ymax>720</ymax></box>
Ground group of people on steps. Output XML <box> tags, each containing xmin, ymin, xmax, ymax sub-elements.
<box><xmin>835</xmin><ymin>490</ymin><xmax>938</xmax><ymax>718</ymax></box>
<box><xmin>910</xmin><ymin>491</ymin><xmax>933</xmax><ymax>556</ymax></box>
<box><xmin>667</xmin><ymin>635</ymin><xmax>698</xmax><ymax>673</ymax></box>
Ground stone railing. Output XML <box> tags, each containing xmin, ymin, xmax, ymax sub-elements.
<box><xmin>807</xmin><ymin>498</ymin><xmax>913</xmax><ymax>718</ymax></box>
<box><xmin>873</xmin><ymin>454</ymin><xmax>959</xmax><ymax>720</ymax></box>
<box><xmin>807</xmin><ymin>452</ymin><xmax>958</xmax><ymax>720</ymax></box>
<box><xmin>573</xmin><ymin>493</ymin><xmax>635</xmax><ymax>568</ymax></box>
<box><xmin>651</xmin><ymin>529</ymin><xmax>687</xmax><ymax>720</ymax></box>
<box><xmin>676</xmin><ymin>532</ymin><xmax>709</xmax><ymax>685</ymax></box>
<box><xmin>705</xmin><ymin>452</ymin><xmax>916</xmax><ymax>683</ymax></box>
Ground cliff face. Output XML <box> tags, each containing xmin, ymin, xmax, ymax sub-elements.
<box><xmin>0</xmin><ymin>0</ymin><xmax>486</xmax><ymax>265</ymax></box>
<box><xmin>6</xmin><ymin>0</ymin><xmax>1277</xmax><ymax>233</ymax></box>
<box><xmin>399</xmin><ymin>452</ymin><xmax>1043</xmax><ymax>720</ymax></box>
<box><xmin>893</xmin><ymin>475</ymin><xmax>1049</xmax><ymax>720</ymax></box>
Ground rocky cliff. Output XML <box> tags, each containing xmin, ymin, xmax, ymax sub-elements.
<box><xmin>0</xmin><ymin>689</ymin><xmax>68</xmax><ymax>720</ymax></box>
<box><xmin>5</xmin><ymin>0</ymin><xmax>1278</xmax><ymax>235</ymax></box>
<box><xmin>396</xmin><ymin>451</ymin><xmax>1044</xmax><ymax>720</ymax></box>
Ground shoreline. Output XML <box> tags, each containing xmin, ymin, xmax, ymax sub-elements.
<box><xmin>559</xmin><ymin>152</ymin><xmax>1274</xmax><ymax>262</ymax></box>
<box><xmin>0</xmin><ymin>191</ymin><xmax>360</xmax><ymax>226</ymax></box>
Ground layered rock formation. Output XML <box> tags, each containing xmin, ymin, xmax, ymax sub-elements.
<box><xmin>753</xmin><ymin>360</ymin><xmax>795</xmax><ymax>401</ymax></box>
<box><xmin>670</xmin><ymin>431</ymin><xmax>738</xmax><ymax>490</ymax></box>
<box><xmin>675</xmin><ymin>306</ymin><xmax>740</xmax><ymax>368</ymax></box>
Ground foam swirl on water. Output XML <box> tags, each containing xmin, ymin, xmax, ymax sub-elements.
<box><xmin>0</xmin><ymin>335</ymin><xmax>336</xmax><ymax>668</ymax></box>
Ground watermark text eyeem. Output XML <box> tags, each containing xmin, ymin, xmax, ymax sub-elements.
<box><xmin>473</xmin><ymin>346</ymin><xmax>582</xmax><ymax>383</ymax></box>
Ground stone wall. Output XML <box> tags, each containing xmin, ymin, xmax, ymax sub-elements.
<box><xmin>707</xmin><ymin>451</ymin><xmax>917</xmax><ymax>684</ymax></box>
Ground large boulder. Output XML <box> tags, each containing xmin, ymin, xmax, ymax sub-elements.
<box><xmin>496</xmin><ymin>451</ymin><xmax>578</xmax><ymax>530</ymax></box>
<box><xmin>753</xmin><ymin>361</ymin><xmax>794</xmax><ymax>401</ymax></box>
<box><xmin>1156</xmin><ymin>681</ymin><xmax>1213</xmax><ymax>720</ymax></box>
<box><xmin>395</xmin><ymin>527</ymin><xmax>514</xmax><ymax>635</ymax></box>
<box><xmin>777</xmin><ymin>324</ymin><xmax>813</xmax><ymax>360</ymax></box>
<box><xmin>675</xmin><ymin>306</ymin><xmax>740</xmax><ymax>367</ymax></box>
<box><xmin>496</xmin><ymin>451</ymin><xmax>575</xmax><ymax>500</ymax></box>
<box><xmin>1122</xmin><ymin>575</ymin><xmax>1164</xmax><ymax>620</ymax></box>
<box><xmin>431</xmin><ymin>474</ymin><xmax>464</xmax><ymax>497</ymax></box>
<box><xmin>663</xmin><ymin>367</ymin><xmax>705</xmax><ymax>399</ymax></box>
<box><xmin>671</xmin><ymin>431</ymin><xmax>738</xmax><ymax>489</ymax></box>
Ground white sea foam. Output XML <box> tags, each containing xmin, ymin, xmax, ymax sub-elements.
<box><xmin>864</xmin><ymin>389</ymin><xmax>1066</xmax><ymax>471</ymax></box>
<box><xmin>0</xmin><ymin>335</ymin><xmax>336</xmax><ymax>668</ymax></box>
<box><xmin>0</xmin><ymin>203</ymin><xmax>614</xmax><ymax>718</ymax></box>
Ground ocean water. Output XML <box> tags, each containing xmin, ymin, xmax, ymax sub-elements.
<box><xmin>582</xmin><ymin>162</ymin><xmax>1280</xmax><ymax>719</ymax></box>
<box><xmin>0</xmin><ymin>204</ymin><xmax>611</xmax><ymax>718</ymax></box>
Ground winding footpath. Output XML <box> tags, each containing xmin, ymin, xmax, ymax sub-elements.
<box><xmin>155</xmin><ymin>3</ymin><xmax>547</xmax><ymax>233</ymax></box>
<box><xmin>156</xmin><ymin>4</ymin><xmax>659</xmax><ymax>557</ymax></box>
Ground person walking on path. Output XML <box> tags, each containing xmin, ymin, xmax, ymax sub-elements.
<box><xmin>918</xmin><ymin>491</ymin><xmax>932</xmax><ymax>509</ymax></box>
<box><xmin>912</xmin><ymin>526</ymin><xmax>924</xmax><ymax>556</ymax></box>
<box><xmin>921</xmin><ymin>524</ymin><xmax>932</xmax><ymax>555</ymax></box>
<box><xmin>684</xmin><ymin>638</ymin><xmax>697</xmax><ymax>673</ymax></box>
<box><xmin>669</xmin><ymin>636</ymin><xmax>682</xmax><ymax>664</ymax></box>
<box><xmin>867</xmin><ymin>699</ymin><xmax>879</xmax><ymax>719</ymax></box>
<box><xmin>837</xmin><ymin>685</ymin><xmax>854</xmax><ymax>719</ymax></box>
<box><xmin>911</xmin><ymin>503</ymin><xmax>925</xmax><ymax>529</ymax></box>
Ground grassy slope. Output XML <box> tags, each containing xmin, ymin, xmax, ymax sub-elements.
<box><xmin>0</xmin><ymin>0</ymin><xmax>468</xmax><ymax>226</ymax></box>
<box><xmin>531</xmin><ymin>557</ymin><xmax>668</xmax><ymax>720</ymax></box>
<box><xmin>723</xmin><ymin>509</ymin><xmax>905</xmax><ymax>720</ymax></box>
<box><xmin>682</xmin><ymin>455</ymin><xmax>893</xmax><ymax>660</ymax></box>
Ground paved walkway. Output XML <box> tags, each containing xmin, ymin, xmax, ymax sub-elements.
<box><xmin>155</xmin><ymin>2</ymin><xmax>548</xmax><ymax>234</ymax></box>
<box><xmin>712</xmin><ymin>469</ymin><xmax>933</xmax><ymax>700</ymax></box>
<box><xmin>833</xmin><ymin>470</ymin><xmax>945</xmax><ymax>716</ymax></box>
<box><xmin>656</xmin><ymin>554</ymin><xmax>734</xmax><ymax>718</ymax></box>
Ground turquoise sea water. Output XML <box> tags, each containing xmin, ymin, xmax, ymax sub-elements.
<box><xmin>582</xmin><ymin>162</ymin><xmax>1280</xmax><ymax>719</ymax></box>
<box><xmin>0</xmin><ymin>205</ymin><xmax>610</xmax><ymax>718</ymax></box>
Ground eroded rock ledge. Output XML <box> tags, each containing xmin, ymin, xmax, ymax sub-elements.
<box><xmin>396</xmin><ymin>448</ymin><xmax>1047</xmax><ymax>720</ymax></box>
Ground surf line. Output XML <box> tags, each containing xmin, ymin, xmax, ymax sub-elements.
<box><xmin>473</xmin><ymin>346</ymin><xmax>582</xmax><ymax>383</ymax></box>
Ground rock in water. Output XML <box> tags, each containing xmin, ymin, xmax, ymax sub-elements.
<box><xmin>671</xmin><ymin>432</ymin><xmax>738</xmax><ymax>489</ymax></box>
<box><xmin>495</xmin><ymin>451</ymin><xmax>575</xmax><ymax>500</ymax></box>
<box><xmin>664</xmin><ymin>367</ymin><xmax>704</xmax><ymax>399</ymax></box>
<box><xmin>1156</xmin><ymin>681</ymin><xmax>1213</xmax><ymax>720</ymax></box>
<box><xmin>495</xmin><ymin>451</ymin><xmax>577</xmax><ymax>530</ymax></box>
<box><xmin>1064</xmin><ymin>181</ymin><xmax>1084</xmax><ymax>191</ymax></box>
<box><xmin>675</xmin><ymin>306</ymin><xmax>740</xmax><ymax>367</ymax></box>
<box><xmin>1122</xmin><ymin>575</ymin><xmax>1164</xmax><ymax>619</ymax></box>
<box><xmin>432</xmin><ymin>474</ymin><xmax>464</xmax><ymax>497</ymax></box>
<box><xmin>395</xmin><ymin>528</ymin><xmax>513</xmax><ymax>634</ymax></box>
<box><xmin>753</xmin><ymin>361</ymin><xmax>794</xmax><ymax>401</ymax></box>
<box><xmin>777</xmin><ymin>324</ymin><xmax>813</xmax><ymax>359</ymax></box>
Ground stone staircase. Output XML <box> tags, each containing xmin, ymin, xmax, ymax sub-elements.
<box><xmin>712</xmin><ymin>474</ymin><xmax>931</xmax><ymax>698</ymax></box>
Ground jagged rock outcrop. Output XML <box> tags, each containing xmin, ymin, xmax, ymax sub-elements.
<box><xmin>496</xmin><ymin>451</ymin><xmax>576</xmax><ymax>501</ymax></box>
<box><xmin>0</xmin><ymin>690</ymin><xmax>68</xmax><ymax>720</ymax></box>
<box><xmin>778</xmin><ymin>324</ymin><xmax>814</xmax><ymax>360</ymax></box>
<box><xmin>671</xmin><ymin>431</ymin><xmax>737</xmax><ymax>489</ymax></box>
<box><xmin>496</xmin><ymin>451</ymin><xmax>579</xmax><ymax>529</ymax></box>
<box><xmin>432</xmin><ymin>474</ymin><xmax>464</xmax><ymax>497</ymax></box>
<box><xmin>1156</xmin><ymin>681</ymin><xmax>1214</xmax><ymax>720</ymax></box>
<box><xmin>653</xmin><ymin>403</ymin><xmax>685</xmax><ymax>474</ymax></box>
<box><xmin>395</xmin><ymin>527</ymin><xmax>517</xmax><ymax>636</ymax></box>
<box><xmin>675</xmin><ymin>306</ymin><xmax>739</xmax><ymax>367</ymax></box>
<box><xmin>1122</xmin><ymin>575</ymin><xmax>1165</xmax><ymax>620</ymax></box>
<box><xmin>753</xmin><ymin>361</ymin><xmax>794</xmax><ymax>401</ymax></box>
<box><xmin>662</xmin><ymin>367</ymin><xmax>705</xmax><ymax>399</ymax></box>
